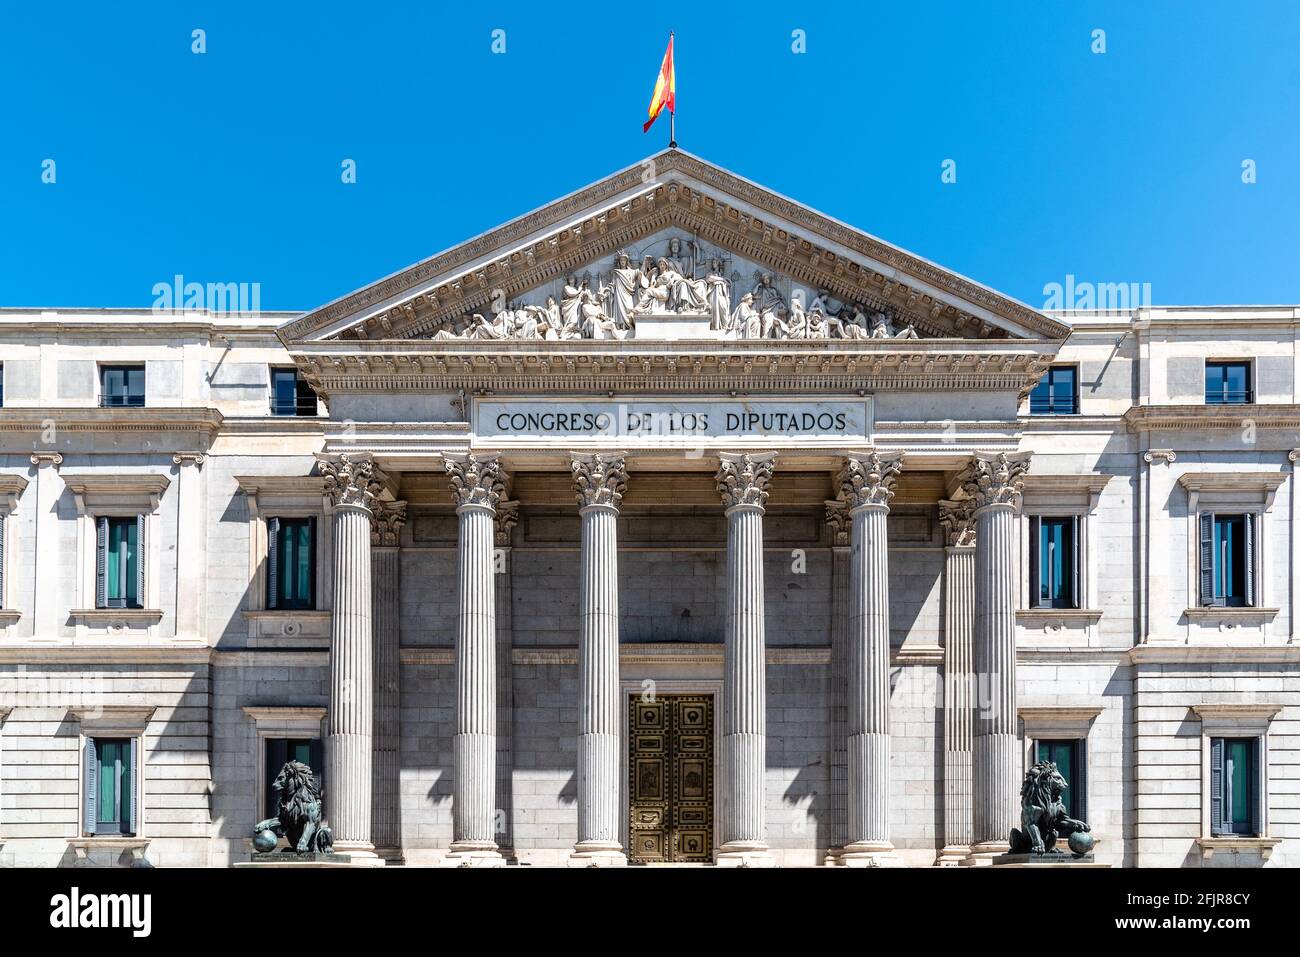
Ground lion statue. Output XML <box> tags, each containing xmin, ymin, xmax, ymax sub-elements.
<box><xmin>252</xmin><ymin>760</ymin><xmax>334</xmax><ymax>854</ymax></box>
<box><xmin>1008</xmin><ymin>760</ymin><xmax>1091</xmax><ymax>855</ymax></box>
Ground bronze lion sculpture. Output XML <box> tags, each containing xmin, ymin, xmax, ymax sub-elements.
<box><xmin>252</xmin><ymin>760</ymin><xmax>334</xmax><ymax>854</ymax></box>
<box><xmin>1008</xmin><ymin>760</ymin><xmax>1091</xmax><ymax>855</ymax></box>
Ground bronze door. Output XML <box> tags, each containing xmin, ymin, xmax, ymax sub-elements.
<box><xmin>628</xmin><ymin>694</ymin><xmax>714</xmax><ymax>863</ymax></box>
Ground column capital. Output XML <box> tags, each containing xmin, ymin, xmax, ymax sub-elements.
<box><xmin>570</xmin><ymin>452</ymin><xmax>628</xmax><ymax>511</ymax></box>
<box><xmin>824</xmin><ymin>500</ymin><xmax>851</xmax><ymax>547</ymax></box>
<box><xmin>838</xmin><ymin>451</ymin><xmax>904</xmax><ymax>512</ymax></box>
<box><xmin>317</xmin><ymin>452</ymin><xmax>385</xmax><ymax>513</ymax></box>
<box><xmin>171</xmin><ymin>452</ymin><xmax>206</xmax><ymax>468</ymax></box>
<box><xmin>716</xmin><ymin>452</ymin><xmax>777</xmax><ymax>511</ymax></box>
<box><xmin>370</xmin><ymin>500</ymin><xmax>408</xmax><ymax>547</ymax></box>
<box><xmin>445</xmin><ymin>452</ymin><xmax>506</xmax><ymax>512</ymax></box>
<box><xmin>959</xmin><ymin>452</ymin><xmax>1031</xmax><ymax>513</ymax></box>
<box><xmin>938</xmin><ymin>498</ymin><xmax>977</xmax><ymax>548</ymax></box>
<box><xmin>1145</xmin><ymin>449</ymin><xmax>1178</xmax><ymax>465</ymax></box>
<box><xmin>495</xmin><ymin>499</ymin><xmax>520</xmax><ymax>547</ymax></box>
<box><xmin>30</xmin><ymin>452</ymin><xmax>63</xmax><ymax>469</ymax></box>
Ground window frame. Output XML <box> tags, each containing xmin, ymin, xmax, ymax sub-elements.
<box><xmin>73</xmin><ymin>706</ymin><xmax>153</xmax><ymax>841</ymax></box>
<box><xmin>96</xmin><ymin>515</ymin><xmax>145</xmax><ymax>610</ymax></box>
<box><xmin>1194</xmin><ymin>704</ymin><xmax>1279</xmax><ymax>844</ymax></box>
<box><xmin>98</xmin><ymin>364</ymin><xmax>146</xmax><ymax>409</ymax></box>
<box><xmin>1028</xmin><ymin>515</ymin><xmax>1080</xmax><ymax>609</ymax></box>
<box><xmin>266</xmin><ymin>515</ymin><xmax>317</xmax><ymax>611</ymax></box>
<box><xmin>269</xmin><ymin>366</ymin><xmax>319</xmax><ymax>418</ymax></box>
<box><xmin>243</xmin><ymin>706</ymin><xmax>327</xmax><ymax>829</ymax></box>
<box><xmin>1033</xmin><ymin>738</ymin><xmax>1087</xmax><ymax>821</ymax></box>
<box><xmin>263</xmin><ymin>737</ymin><xmax>324</xmax><ymax>820</ymax></box>
<box><xmin>1028</xmin><ymin>364</ymin><xmax>1079</xmax><ymax>416</ymax></box>
<box><xmin>1204</xmin><ymin>359</ymin><xmax>1254</xmax><ymax>406</ymax></box>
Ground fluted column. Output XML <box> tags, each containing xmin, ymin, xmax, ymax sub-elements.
<box><xmin>444</xmin><ymin>453</ymin><xmax>507</xmax><ymax>866</ymax></box>
<box><xmin>823</xmin><ymin>501</ymin><xmax>851</xmax><ymax>865</ymax></box>
<box><xmin>715</xmin><ymin>452</ymin><xmax>776</xmax><ymax>866</ymax></box>
<box><xmin>961</xmin><ymin>452</ymin><xmax>1030</xmax><ymax>864</ymax></box>
<box><xmin>937</xmin><ymin>498</ymin><xmax>976</xmax><ymax>865</ymax></box>
<box><xmin>838</xmin><ymin>452</ymin><xmax>904</xmax><ymax>866</ymax></box>
<box><xmin>318</xmin><ymin>452</ymin><xmax>385</xmax><ymax>862</ymax></box>
<box><xmin>371</xmin><ymin>500</ymin><xmax>406</xmax><ymax>861</ymax></box>
<box><xmin>569</xmin><ymin>453</ymin><xmax>628</xmax><ymax>866</ymax></box>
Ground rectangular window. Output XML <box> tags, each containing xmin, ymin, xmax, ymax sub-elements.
<box><xmin>1205</xmin><ymin>361</ymin><xmax>1252</xmax><ymax>405</ymax></box>
<box><xmin>84</xmin><ymin>737</ymin><xmax>136</xmax><ymax>836</ymax></box>
<box><xmin>1029</xmin><ymin>515</ymin><xmax>1079</xmax><ymax>608</ymax></box>
<box><xmin>1210</xmin><ymin>737</ymin><xmax>1259</xmax><ymax>836</ymax></box>
<box><xmin>270</xmin><ymin>367</ymin><xmax>318</xmax><ymax>417</ymax></box>
<box><xmin>1035</xmin><ymin>739</ymin><xmax>1086</xmax><ymax>820</ymax></box>
<box><xmin>96</xmin><ymin>516</ymin><xmax>143</xmax><ymax>609</ymax></box>
<box><xmin>264</xmin><ymin>738</ymin><xmax>323</xmax><ymax>819</ymax></box>
<box><xmin>267</xmin><ymin>517</ymin><xmax>316</xmax><ymax>610</ymax></box>
<box><xmin>1198</xmin><ymin>512</ymin><xmax>1254</xmax><ymax>607</ymax></box>
<box><xmin>1028</xmin><ymin>365</ymin><xmax>1078</xmax><ymax>415</ymax></box>
<box><xmin>99</xmin><ymin>365</ymin><xmax>146</xmax><ymax>408</ymax></box>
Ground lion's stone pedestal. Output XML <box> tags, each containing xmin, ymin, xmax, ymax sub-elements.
<box><xmin>234</xmin><ymin>851</ymin><xmax>385</xmax><ymax>868</ymax></box>
<box><xmin>991</xmin><ymin>852</ymin><xmax>1110</xmax><ymax>868</ymax></box>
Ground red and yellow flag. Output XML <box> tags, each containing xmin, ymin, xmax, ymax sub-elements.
<box><xmin>642</xmin><ymin>33</ymin><xmax>675</xmax><ymax>133</ymax></box>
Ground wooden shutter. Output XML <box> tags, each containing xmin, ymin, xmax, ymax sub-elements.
<box><xmin>1198</xmin><ymin>512</ymin><xmax>1216</xmax><ymax>606</ymax></box>
<box><xmin>127</xmin><ymin>737</ymin><xmax>138</xmax><ymax>836</ymax></box>
<box><xmin>306</xmin><ymin>516</ymin><xmax>317</xmax><ymax>609</ymax></box>
<box><xmin>134</xmin><ymin>514</ymin><xmax>145</xmax><ymax>609</ymax></box>
<box><xmin>1210</xmin><ymin>737</ymin><xmax>1224</xmax><ymax>836</ymax></box>
<box><xmin>1251</xmin><ymin>737</ymin><xmax>1263</xmax><ymax>837</ymax></box>
<box><xmin>84</xmin><ymin>738</ymin><xmax>98</xmax><ymax>836</ymax></box>
<box><xmin>1076</xmin><ymin>738</ymin><xmax>1088</xmax><ymax>821</ymax></box>
<box><xmin>1243</xmin><ymin>513</ymin><xmax>1255</xmax><ymax>607</ymax></box>
<box><xmin>1070</xmin><ymin>515</ymin><xmax>1081</xmax><ymax>609</ymax></box>
<box><xmin>1028</xmin><ymin>516</ymin><xmax>1040</xmax><ymax>608</ymax></box>
<box><xmin>265</xmin><ymin>738</ymin><xmax>288</xmax><ymax>819</ymax></box>
<box><xmin>95</xmin><ymin>517</ymin><xmax>109</xmax><ymax>609</ymax></box>
<box><xmin>266</xmin><ymin>517</ymin><xmax>280</xmax><ymax>609</ymax></box>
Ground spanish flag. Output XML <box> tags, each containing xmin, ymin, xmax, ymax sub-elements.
<box><xmin>642</xmin><ymin>33</ymin><xmax>675</xmax><ymax>134</ymax></box>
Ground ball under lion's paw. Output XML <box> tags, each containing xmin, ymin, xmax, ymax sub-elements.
<box><xmin>1067</xmin><ymin>830</ymin><xmax>1095</xmax><ymax>857</ymax></box>
<box><xmin>253</xmin><ymin>829</ymin><xmax>279</xmax><ymax>853</ymax></box>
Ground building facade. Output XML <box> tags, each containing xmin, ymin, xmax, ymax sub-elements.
<box><xmin>0</xmin><ymin>151</ymin><xmax>1295</xmax><ymax>867</ymax></box>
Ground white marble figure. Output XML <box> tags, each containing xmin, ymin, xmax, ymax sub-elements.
<box><xmin>894</xmin><ymin>322</ymin><xmax>920</xmax><ymax>339</ymax></box>
<box><xmin>869</xmin><ymin>311</ymin><xmax>895</xmax><ymax>338</ymax></box>
<box><xmin>608</xmin><ymin>252</ymin><xmax>640</xmax><ymax>332</ymax></box>
<box><xmin>787</xmin><ymin>297</ymin><xmax>808</xmax><ymax>339</ymax></box>
<box><xmin>840</xmin><ymin>305</ymin><xmax>872</xmax><ymax>339</ymax></box>
<box><xmin>705</xmin><ymin>258</ymin><xmax>731</xmax><ymax>331</ymax></box>
<box><xmin>752</xmin><ymin>273</ymin><xmax>789</xmax><ymax>339</ymax></box>
<box><xmin>729</xmin><ymin>292</ymin><xmax>763</xmax><ymax>339</ymax></box>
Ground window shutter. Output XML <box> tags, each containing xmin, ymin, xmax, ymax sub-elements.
<box><xmin>95</xmin><ymin>516</ymin><xmax>108</xmax><ymax>609</ymax></box>
<box><xmin>310</xmin><ymin>738</ymin><xmax>325</xmax><ymax>810</ymax></box>
<box><xmin>1028</xmin><ymin>516</ymin><xmax>1040</xmax><ymax>608</ymax></box>
<box><xmin>127</xmin><ymin>737</ymin><xmax>138</xmax><ymax>836</ymax></box>
<box><xmin>135</xmin><ymin>514</ymin><xmax>146</xmax><ymax>609</ymax></box>
<box><xmin>266</xmin><ymin>517</ymin><xmax>280</xmax><ymax>609</ymax></box>
<box><xmin>266</xmin><ymin>738</ymin><xmax>288</xmax><ymax>819</ymax></box>
<box><xmin>84</xmin><ymin>738</ymin><xmax>98</xmax><ymax>836</ymax></box>
<box><xmin>1251</xmin><ymin>737</ymin><xmax>1263</xmax><ymax>837</ymax></box>
<box><xmin>1198</xmin><ymin>512</ymin><xmax>1215</xmax><ymax>606</ymax></box>
<box><xmin>1210</xmin><ymin>737</ymin><xmax>1224</xmax><ymax>836</ymax></box>
<box><xmin>1076</xmin><ymin>738</ymin><xmax>1088</xmax><ymax>821</ymax></box>
<box><xmin>1070</xmin><ymin>516</ymin><xmax>1081</xmax><ymax>609</ymax></box>
<box><xmin>1243</xmin><ymin>513</ymin><xmax>1255</xmax><ymax>607</ymax></box>
<box><xmin>307</xmin><ymin>516</ymin><xmax>317</xmax><ymax>610</ymax></box>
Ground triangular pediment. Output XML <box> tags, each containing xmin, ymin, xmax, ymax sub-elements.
<box><xmin>278</xmin><ymin>150</ymin><xmax>1067</xmax><ymax>345</ymax></box>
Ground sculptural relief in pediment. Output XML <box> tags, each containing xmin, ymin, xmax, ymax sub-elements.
<box><xmin>427</xmin><ymin>229</ymin><xmax>925</xmax><ymax>343</ymax></box>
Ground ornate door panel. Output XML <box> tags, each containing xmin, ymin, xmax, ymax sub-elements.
<box><xmin>628</xmin><ymin>694</ymin><xmax>714</xmax><ymax>863</ymax></box>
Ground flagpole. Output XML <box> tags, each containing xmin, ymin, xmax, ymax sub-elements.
<box><xmin>668</xmin><ymin>31</ymin><xmax>676</xmax><ymax>148</ymax></box>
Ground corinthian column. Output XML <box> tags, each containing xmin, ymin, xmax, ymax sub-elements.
<box><xmin>715</xmin><ymin>452</ymin><xmax>776</xmax><ymax>867</ymax></box>
<box><xmin>838</xmin><ymin>452</ymin><xmax>904</xmax><ymax>866</ymax></box>
<box><xmin>371</xmin><ymin>499</ymin><xmax>407</xmax><ymax>862</ymax></box>
<box><xmin>960</xmin><ymin>452</ymin><xmax>1030</xmax><ymax>865</ymax></box>
<box><xmin>318</xmin><ymin>452</ymin><xmax>385</xmax><ymax>863</ymax></box>
<box><xmin>937</xmin><ymin>498</ymin><xmax>976</xmax><ymax>866</ymax></box>
<box><xmin>444</xmin><ymin>453</ymin><xmax>507</xmax><ymax>866</ymax></box>
<box><xmin>569</xmin><ymin>453</ymin><xmax>628</xmax><ymax>866</ymax></box>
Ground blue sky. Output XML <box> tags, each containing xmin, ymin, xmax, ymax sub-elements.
<box><xmin>1</xmin><ymin>1</ymin><xmax>1297</xmax><ymax>311</ymax></box>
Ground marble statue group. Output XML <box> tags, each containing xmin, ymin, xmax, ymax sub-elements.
<box><xmin>432</xmin><ymin>238</ymin><xmax>923</xmax><ymax>342</ymax></box>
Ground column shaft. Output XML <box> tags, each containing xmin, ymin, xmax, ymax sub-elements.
<box><xmin>846</xmin><ymin>503</ymin><xmax>891</xmax><ymax>849</ymax></box>
<box><xmin>371</xmin><ymin>545</ymin><xmax>401</xmax><ymax>856</ymax></box>
<box><xmin>941</xmin><ymin>544</ymin><xmax>975</xmax><ymax>858</ymax></box>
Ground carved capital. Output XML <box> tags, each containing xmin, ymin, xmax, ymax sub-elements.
<box><xmin>837</xmin><ymin>451</ymin><xmax>904</xmax><ymax>511</ymax></box>
<box><xmin>938</xmin><ymin>498</ymin><xmax>977</xmax><ymax>547</ymax></box>
<box><xmin>370</xmin><ymin>500</ymin><xmax>408</xmax><ymax>547</ymax></box>
<box><xmin>445</xmin><ymin>453</ymin><xmax>507</xmax><ymax>511</ymax></box>
<box><xmin>495</xmin><ymin>499</ymin><xmax>520</xmax><ymax>547</ymax></box>
<box><xmin>824</xmin><ymin>500</ymin><xmax>851</xmax><ymax>547</ymax></box>
<box><xmin>1144</xmin><ymin>449</ymin><xmax>1177</xmax><ymax>465</ymax></box>
<box><xmin>172</xmin><ymin>452</ymin><xmax>206</xmax><ymax>468</ymax></box>
<box><xmin>30</xmin><ymin>452</ymin><xmax>63</xmax><ymax>469</ymax></box>
<box><xmin>959</xmin><ymin>452</ymin><xmax>1031</xmax><ymax>512</ymax></box>
<box><xmin>318</xmin><ymin>452</ymin><xmax>385</xmax><ymax>512</ymax></box>
<box><xmin>716</xmin><ymin>452</ymin><xmax>777</xmax><ymax>510</ymax></box>
<box><xmin>570</xmin><ymin>453</ymin><xmax>628</xmax><ymax>510</ymax></box>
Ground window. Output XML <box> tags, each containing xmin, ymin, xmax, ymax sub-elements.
<box><xmin>270</xmin><ymin>367</ymin><xmax>318</xmax><ymax>417</ymax></box>
<box><xmin>1198</xmin><ymin>512</ymin><xmax>1254</xmax><ymax>607</ymax></box>
<box><xmin>1028</xmin><ymin>365</ymin><xmax>1078</xmax><ymax>415</ymax></box>
<box><xmin>1205</xmin><ymin>361</ymin><xmax>1252</xmax><ymax>405</ymax></box>
<box><xmin>1035</xmin><ymin>739</ymin><xmax>1086</xmax><ymax>819</ymax></box>
<box><xmin>264</xmin><ymin>738</ymin><xmax>323</xmax><ymax>819</ymax></box>
<box><xmin>96</xmin><ymin>516</ymin><xmax>143</xmax><ymax>609</ymax></box>
<box><xmin>100</xmin><ymin>365</ymin><xmax>145</xmax><ymax>408</ymax></box>
<box><xmin>84</xmin><ymin>737</ymin><xmax>136</xmax><ymax>836</ymax></box>
<box><xmin>0</xmin><ymin>363</ymin><xmax>5</xmax><ymax>407</ymax></box>
<box><xmin>1211</xmin><ymin>737</ymin><xmax>1259</xmax><ymax>836</ymax></box>
<box><xmin>1029</xmin><ymin>516</ymin><xmax>1078</xmax><ymax>608</ymax></box>
<box><xmin>267</xmin><ymin>517</ymin><xmax>316</xmax><ymax>610</ymax></box>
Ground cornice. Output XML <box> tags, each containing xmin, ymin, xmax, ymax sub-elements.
<box><xmin>1177</xmin><ymin>472</ymin><xmax>1287</xmax><ymax>494</ymax></box>
<box><xmin>235</xmin><ymin>475</ymin><xmax>328</xmax><ymax>496</ymax></box>
<box><xmin>1191</xmin><ymin>703</ymin><xmax>1283</xmax><ymax>721</ymax></box>
<box><xmin>0</xmin><ymin>407</ymin><xmax>224</xmax><ymax>436</ymax></box>
<box><xmin>279</xmin><ymin>150</ymin><xmax>1065</xmax><ymax>344</ymax></box>
<box><xmin>1125</xmin><ymin>404</ymin><xmax>1300</xmax><ymax>431</ymax></box>
<box><xmin>61</xmin><ymin>474</ymin><xmax>172</xmax><ymax>498</ymax></box>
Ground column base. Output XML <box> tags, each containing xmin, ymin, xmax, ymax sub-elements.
<box><xmin>822</xmin><ymin>846</ymin><xmax>844</xmax><ymax>867</ymax></box>
<box><xmin>439</xmin><ymin>841</ymin><xmax>507</xmax><ymax>868</ymax></box>
<box><xmin>935</xmin><ymin>844</ymin><xmax>970</xmax><ymax>867</ymax></box>
<box><xmin>567</xmin><ymin>842</ymin><xmax>627</xmax><ymax>867</ymax></box>
<box><xmin>375</xmin><ymin>846</ymin><xmax>406</xmax><ymax>865</ymax></box>
<box><xmin>318</xmin><ymin>841</ymin><xmax>385</xmax><ymax>867</ymax></box>
<box><xmin>714</xmin><ymin>842</ymin><xmax>775</xmax><ymax>867</ymax></box>
<box><xmin>839</xmin><ymin>841</ymin><xmax>902</xmax><ymax>867</ymax></box>
<box><xmin>960</xmin><ymin>840</ymin><xmax>1011</xmax><ymax>866</ymax></box>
